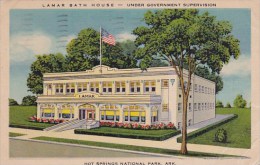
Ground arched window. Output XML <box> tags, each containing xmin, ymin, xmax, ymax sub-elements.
<box><xmin>123</xmin><ymin>105</ymin><xmax>146</xmax><ymax>123</ymax></box>
<box><xmin>40</xmin><ymin>104</ymin><xmax>55</xmax><ymax>118</ymax></box>
<box><xmin>59</xmin><ymin>104</ymin><xmax>74</xmax><ymax>119</ymax></box>
<box><xmin>100</xmin><ymin>104</ymin><xmax>120</xmax><ymax>121</ymax></box>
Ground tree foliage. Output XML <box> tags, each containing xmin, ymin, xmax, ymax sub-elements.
<box><xmin>27</xmin><ymin>53</ymin><xmax>66</xmax><ymax>94</ymax></box>
<box><xmin>66</xmin><ymin>28</ymin><xmax>137</xmax><ymax>71</ymax></box>
<box><xmin>233</xmin><ymin>94</ymin><xmax>247</xmax><ymax>108</ymax></box>
<box><xmin>226</xmin><ymin>102</ymin><xmax>231</xmax><ymax>108</ymax></box>
<box><xmin>9</xmin><ymin>98</ymin><xmax>19</xmax><ymax>106</ymax></box>
<box><xmin>195</xmin><ymin>66</ymin><xmax>223</xmax><ymax>94</ymax></box>
<box><xmin>21</xmin><ymin>95</ymin><xmax>37</xmax><ymax>106</ymax></box>
<box><xmin>216</xmin><ymin>100</ymin><xmax>224</xmax><ymax>108</ymax></box>
<box><xmin>133</xmin><ymin>9</ymin><xmax>240</xmax><ymax>154</ymax></box>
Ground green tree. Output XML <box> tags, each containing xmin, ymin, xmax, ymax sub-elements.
<box><xmin>233</xmin><ymin>94</ymin><xmax>247</xmax><ymax>108</ymax></box>
<box><xmin>216</xmin><ymin>100</ymin><xmax>224</xmax><ymax>108</ymax></box>
<box><xmin>21</xmin><ymin>95</ymin><xmax>37</xmax><ymax>106</ymax></box>
<box><xmin>66</xmin><ymin>28</ymin><xmax>137</xmax><ymax>71</ymax></box>
<box><xmin>226</xmin><ymin>102</ymin><xmax>231</xmax><ymax>108</ymax></box>
<box><xmin>27</xmin><ymin>53</ymin><xmax>66</xmax><ymax>94</ymax></box>
<box><xmin>195</xmin><ymin>66</ymin><xmax>223</xmax><ymax>94</ymax></box>
<box><xmin>133</xmin><ymin>9</ymin><xmax>240</xmax><ymax>154</ymax></box>
<box><xmin>9</xmin><ymin>98</ymin><xmax>19</xmax><ymax>106</ymax></box>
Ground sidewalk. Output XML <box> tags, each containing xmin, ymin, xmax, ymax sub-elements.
<box><xmin>9</xmin><ymin>115</ymin><xmax>251</xmax><ymax>158</ymax></box>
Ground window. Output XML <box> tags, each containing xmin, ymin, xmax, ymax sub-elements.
<box><xmin>100</xmin><ymin>105</ymin><xmax>120</xmax><ymax>121</ymax></box>
<box><xmin>130</xmin><ymin>81</ymin><xmax>140</xmax><ymax>93</ymax></box>
<box><xmin>198</xmin><ymin>103</ymin><xmax>201</xmax><ymax>110</ymax></box>
<box><xmin>194</xmin><ymin>103</ymin><xmax>197</xmax><ymax>111</ymax></box>
<box><xmin>199</xmin><ymin>85</ymin><xmax>201</xmax><ymax>93</ymax></box>
<box><xmin>194</xmin><ymin>84</ymin><xmax>198</xmax><ymax>92</ymax></box>
<box><xmin>162</xmin><ymin>79</ymin><xmax>169</xmax><ymax>88</ymax></box>
<box><xmin>205</xmin><ymin>87</ymin><xmax>207</xmax><ymax>94</ymax></box>
<box><xmin>55</xmin><ymin>84</ymin><xmax>63</xmax><ymax>94</ymax></box>
<box><xmin>178</xmin><ymin>122</ymin><xmax>182</xmax><ymax>129</ymax></box>
<box><xmin>144</xmin><ymin>80</ymin><xmax>156</xmax><ymax>93</ymax></box>
<box><xmin>90</xmin><ymin>82</ymin><xmax>99</xmax><ymax>93</ymax></box>
<box><xmin>184</xmin><ymin>81</ymin><xmax>187</xmax><ymax>90</ymax></box>
<box><xmin>115</xmin><ymin>81</ymin><xmax>126</xmax><ymax>93</ymax></box>
<box><xmin>189</xmin><ymin>103</ymin><xmax>192</xmax><ymax>111</ymax></box>
<box><xmin>103</xmin><ymin>82</ymin><xmax>112</xmax><ymax>93</ymax></box>
<box><xmin>202</xmin><ymin>86</ymin><xmax>204</xmax><ymax>93</ymax></box>
<box><xmin>151</xmin><ymin>111</ymin><xmax>158</xmax><ymax>123</ymax></box>
<box><xmin>66</xmin><ymin>83</ymin><xmax>75</xmax><ymax>94</ymax></box>
<box><xmin>188</xmin><ymin>119</ymin><xmax>192</xmax><ymax>126</ymax></box>
<box><xmin>123</xmin><ymin>105</ymin><xmax>146</xmax><ymax>123</ymax></box>
<box><xmin>178</xmin><ymin>103</ymin><xmax>182</xmax><ymax>112</ymax></box>
<box><xmin>202</xmin><ymin>103</ymin><xmax>204</xmax><ymax>110</ymax></box>
<box><xmin>162</xmin><ymin>104</ymin><xmax>168</xmax><ymax>112</ymax></box>
<box><xmin>77</xmin><ymin>83</ymin><xmax>87</xmax><ymax>92</ymax></box>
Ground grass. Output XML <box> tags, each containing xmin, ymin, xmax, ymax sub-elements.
<box><xmin>75</xmin><ymin>127</ymin><xmax>180</xmax><ymax>141</ymax></box>
<box><xmin>9</xmin><ymin>106</ymin><xmax>54</xmax><ymax>130</ymax></box>
<box><xmin>31</xmin><ymin>136</ymin><xmax>241</xmax><ymax>158</ymax></box>
<box><xmin>9</xmin><ymin>132</ymin><xmax>26</xmax><ymax>137</ymax></box>
<box><xmin>186</xmin><ymin>108</ymin><xmax>251</xmax><ymax>149</ymax></box>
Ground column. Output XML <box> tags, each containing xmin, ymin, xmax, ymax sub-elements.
<box><xmin>87</xmin><ymin>82</ymin><xmax>90</xmax><ymax>91</ymax></box>
<box><xmin>119</xmin><ymin>105</ymin><xmax>123</xmax><ymax>122</ymax></box>
<box><xmin>37</xmin><ymin>104</ymin><xmax>41</xmax><ymax>119</ymax></box>
<box><xmin>95</xmin><ymin>105</ymin><xmax>100</xmax><ymax>121</ymax></box>
<box><xmin>156</xmin><ymin>80</ymin><xmax>161</xmax><ymax>95</ymax></box>
<box><xmin>99</xmin><ymin>82</ymin><xmax>103</xmax><ymax>94</ymax></box>
<box><xmin>125</xmin><ymin>81</ymin><xmax>130</xmax><ymax>94</ymax></box>
<box><xmin>43</xmin><ymin>84</ymin><xmax>47</xmax><ymax>95</ymax></box>
<box><xmin>63</xmin><ymin>83</ymin><xmax>66</xmax><ymax>95</ymax></box>
<box><xmin>74</xmin><ymin>104</ymin><xmax>79</xmax><ymax>119</ymax></box>
<box><xmin>145</xmin><ymin>105</ymin><xmax>151</xmax><ymax>125</ymax></box>
<box><xmin>52</xmin><ymin>84</ymin><xmax>56</xmax><ymax>95</ymax></box>
<box><xmin>112</xmin><ymin>81</ymin><xmax>116</xmax><ymax>94</ymax></box>
<box><xmin>140</xmin><ymin>81</ymin><xmax>144</xmax><ymax>94</ymax></box>
<box><xmin>75</xmin><ymin>83</ymin><xmax>78</xmax><ymax>94</ymax></box>
<box><xmin>54</xmin><ymin>104</ymin><xmax>58</xmax><ymax>119</ymax></box>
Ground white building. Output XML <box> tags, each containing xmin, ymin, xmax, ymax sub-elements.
<box><xmin>37</xmin><ymin>65</ymin><xmax>215</xmax><ymax>129</ymax></box>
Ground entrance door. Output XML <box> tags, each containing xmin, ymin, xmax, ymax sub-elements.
<box><xmin>79</xmin><ymin>109</ymin><xmax>86</xmax><ymax>120</ymax></box>
<box><xmin>87</xmin><ymin>110</ymin><xmax>95</xmax><ymax>120</ymax></box>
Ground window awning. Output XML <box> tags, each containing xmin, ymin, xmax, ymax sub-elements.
<box><xmin>43</xmin><ymin>109</ymin><xmax>53</xmax><ymax>113</ymax></box>
<box><xmin>62</xmin><ymin>109</ymin><xmax>73</xmax><ymax>114</ymax></box>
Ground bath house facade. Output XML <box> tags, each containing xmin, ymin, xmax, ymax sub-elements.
<box><xmin>36</xmin><ymin>65</ymin><xmax>216</xmax><ymax>129</ymax></box>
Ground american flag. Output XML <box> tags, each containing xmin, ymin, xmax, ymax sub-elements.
<box><xmin>101</xmin><ymin>28</ymin><xmax>116</xmax><ymax>46</ymax></box>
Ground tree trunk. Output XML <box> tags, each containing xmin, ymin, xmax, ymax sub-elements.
<box><xmin>180</xmin><ymin>94</ymin><xmax>188</xmax><ymax>154</ymax></box>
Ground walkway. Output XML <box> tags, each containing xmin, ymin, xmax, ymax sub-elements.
<box><xmin>9</xmin><ymin>114</ymin><xmax>251</xmax><ymax>158</ymax></box>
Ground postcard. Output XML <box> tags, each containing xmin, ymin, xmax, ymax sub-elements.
<box><xmin>0</xmin><ymin>0</ymin><xmax>259</xmax><ymax>165</ymax></box>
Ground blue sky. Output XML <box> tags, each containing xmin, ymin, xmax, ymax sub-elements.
<box><xmin>10</xmin><ymin>9</ymin><xmax>251</xmax><ymax>105</ymax></box>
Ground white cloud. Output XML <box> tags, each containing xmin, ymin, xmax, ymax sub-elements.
<box><xmin>10</xmin><ymin>32</ymin><xmax>53</xmax><ymax>62</ymax></box>
<box><xmin>220</xmin><ymin>55</ymin><xmax>251</xmax><ymax>77</ymax></box>
<box><xmin>116</xmin><ymin>32</ymin><xmax>136</xmax><ymax>42</ymax></box>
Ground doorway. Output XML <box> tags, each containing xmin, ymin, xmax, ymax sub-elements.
<box><xmin>87</xmin><ymin>110</ymin><xmax>95</xmax><ymax>120</ymax></box>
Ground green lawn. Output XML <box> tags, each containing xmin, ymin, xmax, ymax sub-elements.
<box><xmin>32</xmin><ymin>136</ymin><xmax>241</xmax><ymax>158</ymax></box>
<box><xmin>187</xmin><ymin>108</ymin><xmax>251</xmax><ymax>148</ymax></box>
<box><xmin>75</xmin><ymin>127</ymin><xmax>180</xmax><ymax>141</ymax></box>
<box><xmin>9</xmin><ymin>106</ymin><xmax>54</xmax><ymax>130</ymax></box>
<box><xmin>9</xmin><ymin>132</ymin><xmax>26</xmax><ymax>137</ymax></box>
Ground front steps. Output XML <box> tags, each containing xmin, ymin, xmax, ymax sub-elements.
<box><xmin>43</xmin><ymin>119</ymin><xmax>99</xmax><ymax>132</ymax></box>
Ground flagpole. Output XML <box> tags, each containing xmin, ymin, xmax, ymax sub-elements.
<box><xmin>100</xmin><ymin>26</ymin><xmax>102</xmax><ymax>73</ymax></box>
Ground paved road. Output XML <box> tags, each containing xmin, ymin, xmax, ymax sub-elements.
<box><xmin>9</xmin><ymin>139</ymin><xmax>150</xmax><ymax>157</ymax></box>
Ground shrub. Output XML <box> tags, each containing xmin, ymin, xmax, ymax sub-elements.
<box><xmin>233</xmin><ymin>94</ymin><xmax>247</xmax><ymax>108</ymax></box>
<box><xmin>215</xmin><ymin>128</ymin><xmax>227</xmax><ymax>143</ymax></box>
<box><xmin>216</xmin><ymin>100</ymin><xmax>224</xmax><ymax>108</ymax></box>
<box><xmin>9</xmin><ymin>98</ymin><xmax>19</xmax><ymax>106</ymax></box>
<box><xmin>226</xmin><ymin>102</ymin><xmax>231</xmax><ymax>108</ymax></box>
